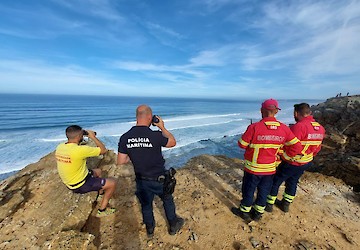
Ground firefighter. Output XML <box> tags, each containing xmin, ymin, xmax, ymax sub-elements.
<box><xmin>231</xmin><ymin>99</ymin><xmax>302</xmax><ymax>223</ymax></box>
<box><xmin>266</xmin><ymin>103</ymin><xmax>325</xmax><ymax>213</ymax></box>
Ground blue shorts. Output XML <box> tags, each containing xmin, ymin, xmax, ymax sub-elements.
<box><xmin>72</xmin><ymin>176</ymin><xmax>106</xmax><ymax>194</ymax></box>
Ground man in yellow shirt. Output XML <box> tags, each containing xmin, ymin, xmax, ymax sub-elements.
<box><xmin>56</xmin><ymin>125</ymin><xmax>116</xmax><ymax>217</ymax></box>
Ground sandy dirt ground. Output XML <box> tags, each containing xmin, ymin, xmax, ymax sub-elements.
<box><xmin>82</xmin><ymin>155</ymin><xmax>360</xmax><ymax>250</ymax></box>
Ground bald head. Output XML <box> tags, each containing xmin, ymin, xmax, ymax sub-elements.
<box><xmin>136</xmin><ymin>105</ymin><xmax>153</xmax><ymax>126</ymax></box>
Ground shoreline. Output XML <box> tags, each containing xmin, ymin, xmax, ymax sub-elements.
<box><xmin>0</xmin><ymin>170</ymin><xmax>19</xmax><ymax>182</ymax></box>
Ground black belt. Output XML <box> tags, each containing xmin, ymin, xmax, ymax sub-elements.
<box><xmin>136</xmin><ymin>174</ymin><xmax>165</xmax><ymax>182</ymax></box>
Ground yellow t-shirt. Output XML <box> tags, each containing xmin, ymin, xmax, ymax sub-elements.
<box><xmin>55</xmin><ymin>143</ymin><xmax>101</xmax><ymax>189</ymax></box>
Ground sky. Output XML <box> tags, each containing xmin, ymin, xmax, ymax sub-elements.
<box><xmin>0</xmin><ymin>0</ymin><xmax>359</xmax><ymax>100</ymax></box>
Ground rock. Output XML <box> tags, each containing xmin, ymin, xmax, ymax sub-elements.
<box><xmin>249</xmin><ymin>236</ymin><xmax>261</xmax><ymax>248</ymax></box>
<box><xmin>147</xmin><ymin>240</ymin><xmax>154</xmax><ymax>247</ymax></box>
<box><xmin>311</xmin><ymin>96</ymin><xmax>360</xmax><ymax>187</ymax></box>
<box><xmin>296</xmin><ymin>240</ymin><xmax>315</xmax><ymax>250</ymax></box>
<box><xmin>0</xmin><ymin>144</ymin><xmax>102</xmax><ymax>249</ymax></box>
<box><xmin>188</xmin><ymin>232</ymin><xmax>198</xmax><ymax>241</ymax></box>
<box><xmin>232</xmin><ymin>241</ymin><xmax>247</xmax><ymax>250</ymax></box>
<box><xmin>191</xmin><ymin>190</ymin><xmax>202</xmax><ymax>200</ymax></box>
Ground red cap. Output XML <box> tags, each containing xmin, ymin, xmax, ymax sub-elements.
<box><xmin>261</xmin><ymin>99</ymin><xmax>281</xmax><ymax>110</ymax></box>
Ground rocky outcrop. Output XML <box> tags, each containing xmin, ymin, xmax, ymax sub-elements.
<box><xmin>1</xmin><ymin>152</ymin><xmax>360</xmax><ymax>249</ymax></box>
<box><xmin>0</xmin><ymin>147</ymin><xmax>116</xmax><ymax>249</ymax></box>
<box><xmin>311</xmin><ymin>95</ymin><xmax>360</xmax><ymax>188</ymax></box>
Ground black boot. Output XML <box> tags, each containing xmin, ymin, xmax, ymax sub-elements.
<box><xmin>231</xmin><ymin>207</ymin><xmax>252</xmax><ymax>223</ymax></box>
<box><xmin>277</xmin><ymin>199</ymin><xmax>290</xmax><ymax>213</ymax></box>
<box><xmin>146</xmin><ymin>224</ymin><xmax>155</xmax><ymax>238</ymax></box>
<box><xmin>250</xmin><ymin>208</ymin><xmax>262</xmax><ymax>221</ymax></box>
<box><xmin>265</xmin><ymin>203</ymin><xmax>273</xmax><ymax>212</ymax></box>
<box><xmin>169</xmin><ymin>217</ymin><xmax>184</xmax><ymax>235</ymax></box>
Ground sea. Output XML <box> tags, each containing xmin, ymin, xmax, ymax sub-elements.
<box><xmin>0</xmin><ymin>94</ymin><xmax>324</xmax><ymax>180</ymax></box>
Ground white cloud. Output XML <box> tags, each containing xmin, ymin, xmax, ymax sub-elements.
<box><xmin>51</xmin><ymin>0</ymin><xmax>124</xmax><ymax>22</ymax></box>
<box><xmin>231</xmin><ymin>0</ymin><xmax>360</xmax><ymax>80</ymax></box>
<box><xmin>146</xmin><ymin>22</ymin><xmax>183</xmax><ymax>40</ymax></box>
<box><xmin>112</xmin><ymin>60</ymin><xmax>207</xmax><ymax>80</ymax></box>
<box><xmin>0</xmin><ymin>59</ymin><xmax>131</xmax><ymax>94</ymax></box>
<box><xmin>189</xmin><ymin>50</ymin><xmax>226</xmax><ymax>67</ymax></box>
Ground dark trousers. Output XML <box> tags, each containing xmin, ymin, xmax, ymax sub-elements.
<box><xmin>241</xmin><ymin>172</ymin><xmax>274</xmax><ymax>208</ymax></box>
<box><xmin>270</xmin><ymin>161</ymin><xmax>312</xmax><ymax>197</ymax></box>
<box><xmin>135</xmin><ymin>179</ymin><xmax>177</xmax><ymax>227</ymax></box>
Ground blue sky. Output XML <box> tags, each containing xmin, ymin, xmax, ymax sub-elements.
<box><xmin>0</xmin><ymin>0</ymin><xmax>359</xmax><ymax>99</ymax></box>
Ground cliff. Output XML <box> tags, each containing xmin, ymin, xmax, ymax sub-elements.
<box><xmin>311</xmin><ymin>95</ymin><xmax>360</xmax><ymax>190</ymax></box>
<box><xmin>1</xmin><ymin>96</ymin><xmax>360</xmax><ymax>249</ymax></box>
<box><xmin>1</xmin><ymin>152</ymin><xmax>359</xmax><ymax>249</ymax></box>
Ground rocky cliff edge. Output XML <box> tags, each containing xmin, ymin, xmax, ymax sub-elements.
<box><xmin>1</xmin><ymin>151</ymin><xmax>359</xmax><ymax>249</ymax></box>
<box><xmin>1</xmin><ymin>96</ymin><xmax>360</xmax><ymax>249</ymax></box>
<box><xmin>311</xmin><ymin>95</ymin><xmax>360</xmax><ymax>189</ymax></box>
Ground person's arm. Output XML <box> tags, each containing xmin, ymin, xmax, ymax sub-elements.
<box><xmin>117</xmin><ymin>153</ymin><xmax>130</xmax><ymax>165</ymax></box>
<box><xmin>154</xmin><ymin>116</ymin><xmax>176</xmax><ymax>148</ymax></box>
<box><xmin>238</xmin><ymin>124</ymin><xmax>253</xmax><ymax>149</ymax></box>
<box><xmin>87</xmin><ymin>130</ymin><xmax>107</xmax><ymax>155</ymax></box>
<box><xmin>283</xmin><ymin>127</ymin><xmax>302</xmax><ymax>157</ymax></box>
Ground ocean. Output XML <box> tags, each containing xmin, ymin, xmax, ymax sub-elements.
<box><xmin>0</xmin><ymin>94</ymin><xmax>323</xmax><ymax>180</ymax></box>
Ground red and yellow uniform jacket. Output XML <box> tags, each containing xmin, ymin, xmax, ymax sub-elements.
<box><xmin>238</xmin><ymin>117</ymin><xmax>302</xmax><ymax>175</ymax></box>
<box><xmin>282</xmin><ymin>116</ymin><xmax>325</xmax><ymax>166</ymax></box>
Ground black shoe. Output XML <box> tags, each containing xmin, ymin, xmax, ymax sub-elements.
<box><xmin>250</xmin><ymin>209</ymin><xmax>262</xmax><ymax>221</ymax></box>
<box><xmin>265</xmin><ymin>203</ymin><xmax>273</xmax><ymax>212</ymax></box>
<box><xmin>146</xmin><ymin>224</ymin><xmax>155</xmax><ymax>238</ymax></box>
<box><xmin>169</xmin><ymin>217</ymin><xmax>184</xmax><ymax>235</ymax></box>
<box><xmin>231</xmin><ymin>207</ymin><xmax>252</xmax><ymax>223</ymax></box>
<box><xmin>276</xmin><ymin>199</ymin><xmax>290</xmax><ymax>213</ymax></box>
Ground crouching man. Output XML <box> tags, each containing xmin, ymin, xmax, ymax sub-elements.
<box><xmin>55</xmin><ymin>125</ymin><xmax>116</xmax><ymax>217</ymax></box>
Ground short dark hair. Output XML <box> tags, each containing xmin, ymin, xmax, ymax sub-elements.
<box><xmin>66</xmin><ymin>125</ymin><xmax>83</xmax><ymax>139</ymax></box>
<box><xmin>294</xmin><ymin>103</ymin><xmax>311</xmax><ymax>116</ymax></box>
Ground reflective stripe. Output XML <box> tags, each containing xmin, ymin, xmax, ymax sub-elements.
<box><xmin>284</xmin><ymin>137</ymin><xmax>300</xmax><ymax>146</ymax></box>
<box><xmin>244</xmin><ymin>143</ymin><xmax>281</xmax><ymax>173</ymax></box>
<box><xmin>301</xmin><ymin>141</ymin><xmax>322</xmax><ymax>146</ymax></box>
<box><xmin>249</xmin><ymin>143</ymin><xmax>282</xmax><ymax>149</ymax></box>
<box><xmin>245</xmin><ymin>160</ymin><xmax>276</xmax><ymax>173</ymax></box>
<box><xmin>283</xmin><ymin>139</ymin><xmax>321</xmax><ymax>163</ymax></box>
<box><xmin>267</xmin><ymin>195</ymin><xmax>277</xmax><ymax>205</ymax></box>
<box><xmin>311</xmin><ymin>122</ymin><xmax>320</xmax><ymax>127</ymax></box>
<box><xmin>301</xmin><ymin>144</ymin><xmax>310</xmax><ymax>155</ymax></box>
<box><xmin>264</xmin><ymin>121</ymin><xmax>280</xmax><ymax>126</ymax></box>
<box><xmin>252</xmin><ymin>147</ymin><xmax>259</xmax><ymax>164</ymax></box>
<box><xmin>275</xmin><ymin>160</ymin><xmax>282</xmax><ymax>167</ymax></box>
<box><xmin>240</xmin><ymin>204</ymin><xmax>251</xmax><ymax>213</ymax></box>
<box><xmin>283</xmin><ymin>192</ymin><xmax>295</xmax><ymax>203</ymax></box>
<box><xmin>282</xmin><ymin>151</ymin><xmax>314</xmax><ymax>163</ymax></box>
<box><xmin>239</xmin><ymin>139</ymin><xmax>249</xmax><ymax>147</ymax></box>
<box><xmin>253</xmin><ymin>204</ymin><xmax>265</xmax><ymax>214</ymax></box>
